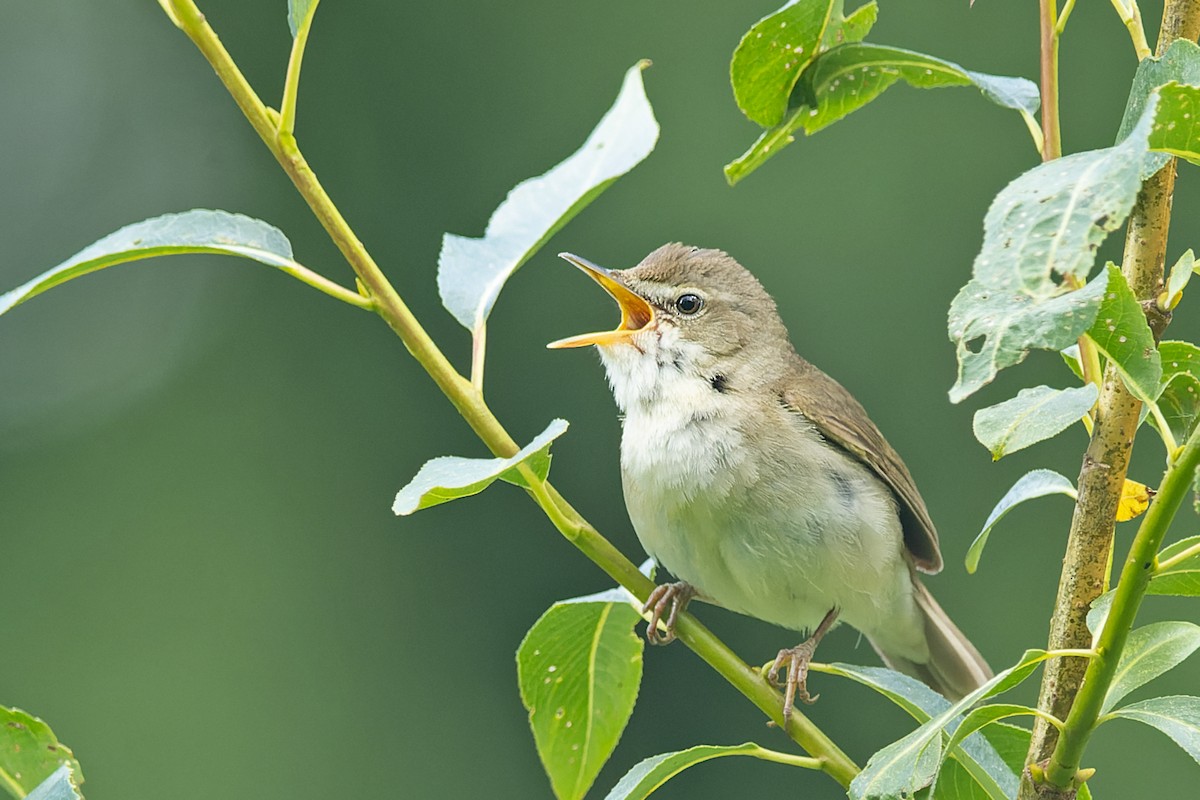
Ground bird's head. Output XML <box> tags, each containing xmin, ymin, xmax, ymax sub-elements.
<box><xmin>548</xmin><ymin>243</ymin><xmax>793</xmax><ymax>409</ymax></box>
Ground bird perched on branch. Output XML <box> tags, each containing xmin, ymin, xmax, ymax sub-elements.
<box><xmin>549</xmin><ymin>243</ymin><xmax>991</xmax><ymax>723</ymax></box>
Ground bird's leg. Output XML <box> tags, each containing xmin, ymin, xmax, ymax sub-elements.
<box><xmin>768</xmin><ymin>607</ymin><xmax>839</xmax><ymax>726</ymax></box>
<box><xmin>641</xmin><ymin>581</ymin><xmax>696</xmax><ymax>645</ymax></box>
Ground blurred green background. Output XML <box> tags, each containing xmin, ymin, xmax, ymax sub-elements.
<box><xmin>2</xmin><ymin>1</ymin><xmax>1198</xmax><ymax>797</ymax></box>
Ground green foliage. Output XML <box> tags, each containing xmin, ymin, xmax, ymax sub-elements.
<box><xmin>517</xmin><ymin>599</ymin><xmax>643</xmax><ymax>800</ymax></box>
<box><xmin>1100</xmin><ymin>622</ymin><xmax>1200</xmax><ymax>715</ymax></box>
<box><xmin>1156</xmin><ymin>536</ymin><xmax>1200</xmax><ymax>594</ymax></box>
<box><xmin>729</xmin><ymin>0</ymin><xmax>877</xmax><ymax>127</ymax></box>
<box><xmin>1163</xmin><ymin>249</ymin><xmax>1196</xmax><ymax>310</ymax></box>
<box><xmin>0</xmin><ymin>707</ymin><xmax>83</xmax><ymax>799</ymax></box>
<box><xmin>1156</xmin><ymin>341</ymin><xmax>1200</xmax><ymax>445</ymax></box>
<box><xmin>972</xmin><ymin>385</ymin><xmax>1097</xmax><ymax>460</ymax></box>
<box><xmin>966</xmin><ymin>470</ymin><xmax>1077</xmax><ymax>573</ymax></box>
<box><xmin>1107</xmin><ymin>695</ymin><xmax>1200</xmax><ymax>766</ymax></box>
<box><xmin>0</xmin><ymin>210</ymin><xmax>354</xmax><ymax>317</ymax></box>
<box><xmin>849</xmin><ymin>650</ymin><xmax>1063</xmax><ymax>800</ymax></box>
<box><xmin>815</xmin><ymin>663</ymin><xmax>1018</xmax><ymax>799</ymax></box>
<box><xmin>602</xmin><ymin>743</ymin><xmax>818</xmax><ymax>799</ymax></box>
<box><xmin>22</xmin><ymin>768</ymin><xmax>80</xmax><ymax>800</ymax></box>
<box><xmin>392</xmin><ymin>419</ymin><xmax>567</xmax><ymax>514</ymax></box>
<box><xmin>727</xmin><ymin>41</ymin><xmax>1037</xmax><ymax>184</ymax></box>
<box><xmin>437</xmin><ymin>63</ymin><xmax>658</xmax><ymax>339</ymax></box>
<box><xmin>1087</xmin><ymin>264</ymin><xmax>1162</xmax><ymax>403</ymax></box>
<box><xmin>287</xmin><ymin>0</ymin><xmax>317</xmax><ymax>37</ymax></box>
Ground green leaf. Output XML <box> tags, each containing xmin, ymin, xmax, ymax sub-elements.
<box><xmin>849</xmin><ymin>650</ymin><xmax>1057</xmax><ymax>800</ymax></box>
<box><xmin>518</xmin><ymin>600</ymin><xmax>643</xmax><ymax>800</ymax></box>
<box><xmin>729</xmin><ymin>0</ymin><xmax>877</xmax><ymax>127</ymax></box>
<box><xmin>1087</xmin><ymin>590</ymin><xmax>1114</xmax><ymax>637</ymax></box>
<box><xmin>1118</xmin><ymin>40</ymin><xmax>1200</xmax><ymax>143</ymax></box>
<box><xmin>948</xmin><ymin>97</ymin><xmax>1163</xmax><ymax>402</ymax></box>
<box><xmin>437</xmin><ymin>63</ymin><xmax>658</xmax><ymax>337</ymax></box>
<box><xmin>23</xmin><ymin>767</ymin><xmax>81</xmax><ymax>800</ymax></box>
<box><xmin>966</xmin><ymin>469</ymin><xmax>1077</xmax><ymax>573</ymax></box>
<box><xmin>726</xmin><ymin>44</ymin><xmax>1037</xmax><ymax>184</ymax></box>
<box><xmin>0</xmin><ymin>706</ymin><xmax>83</xmax><ymax>799</ymax></box>
<box><xmin>0</xmin><ymin>209</ymin><xmax>350</xmax><ymax>318</ymax></box>
<box><xmin>818</xmin><ymin>664</ymin><xmax>1016</xmax><ymax>800</ymax></box>
<box><xmin>1163</xmin><ymin>249</ymin><xmax>1196</xmax><ymax>310</ymax></box>
<box><xmin>972</xmin><ymin>385</ymin><xmax>1097</xmax><ymax>460</ymax></box>
<box><xmin>970</xmin><ymin>724</ymin><xmax>1095</xmax><ymax>800</ymax></box>
<box><xmin>943</xmin><ymin>704</ymin><xmax>1044</xmax><ymax>764</ymax></box>
<box><xmin>1147</xmin><ymin>82</ymin><xmax>1200</xmax><ymax>166</ymax></box>
<box><xmin>287</xmin><ymin>0</ymin><xmax>316</xmax><ymax>38</ymax></box>
<box><xmin>392</xmin><ymin>419</ymin><xmax>568</xmax><ymax>515</ymax></box>
<box><xmin>1155</xmin><ymin>535</ymin><xmax>1200</xmax><ymax>595</ymax></box>
<box><xmin>1086</xmin><ymin>264</ymin><xmax>1162</xmax><ymax>403</ymax></box>
<box><xmin>1102</xmin><ymin>622</ymin><xmax>1200</xmax><ymax>714</ymax></box>
<box><xmin>1108</xmin><ymin>695</ymin><xmax>1200</xmax><ymax>766</ymax></box>
<box><xmin>1154</xmin><ymin>341</ymin><xmax>1200</xmax><ymax>446</ymax></box>
<box><xmin>601</xmin><ymin>742</ymin><xmax>818</xmax><ymax>799</ymax></box>
<box><xmin>1060</xmin><ymin>345</ymin><xmax>1085</xmax><ymax>381</ymax></box>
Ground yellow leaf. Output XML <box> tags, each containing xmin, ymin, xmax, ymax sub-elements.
<box><xmin>1116</xmin><ymin>479</ymin><xmax>1154</xmax><ymax>522</ymax></box>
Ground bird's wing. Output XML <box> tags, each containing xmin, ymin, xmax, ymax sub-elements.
<box><xmin>780</xmin><ymin>360</ymin><xmax>943</xmax><ymax>574</ymax></box>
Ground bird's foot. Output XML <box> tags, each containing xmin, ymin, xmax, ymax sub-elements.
<box><xmin>768</xmin><ymin>639</ymin><xmax>821</xmax><ymax>726</ymax></box>
<box><xmin>642</xmin><ymin>581</ymin><xmax>696</xmax><ymax>645</ymax></box>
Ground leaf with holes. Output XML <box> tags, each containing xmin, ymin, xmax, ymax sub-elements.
<box><xmin>972</xmin><ymin>385</ymin><xmax>1097</xmax><ymax>460</ymax></box>
<box><xmin>1154</xmin><ymin>341</ymin><xmax>1200</xmax><ymax>446</ymax></box>
<box><xmin>392</xmin><ymin>420</ymin><xmax>567</xmax><ymax>515</ymax></box>
<box><xmin>0</xmin><ymin>706</ymin><xmax>84</xmax><ymax>799</ymax></box>
<box><xmin>966</xmin><ymin>469</ymin><xmax>1076</xmax><ymax>573</ymax></box>
<box><xmin>518</xmin><ymin>600</ymin><xmax>643</xmax><ymax>800</ymax></box>
<box><xmin>730</xmin><ymin>0</ymin><xmax>877</xmax><ymax>127</ymax></box>
<box><xmin>726</xmin><ymin>44</ymin><xmax>1037</xmax><ymax>184</ymax></box>
<box><xmin>948</xmin><ymin>97</ymin><xmax>1164</xmax><ymax>402</ymax></box>
<box><xmin>1101</xmin><ymin>622</ymin><xmax>1200</xmax><ymax>714</ymax></box>
<box><xmin>1107</xmin><ymin>695</ymin><xmax>1200</xmax><ymax>765</ymax></box>
<box><xmin>438</xmin><ymin>63</ymin><xmax>658</xmax><ymax>341</ymax></box>
<box><xmin>1086</xmin><ymin>264</ymin><xmax>1161</xmax><ymax>403</ymax></box>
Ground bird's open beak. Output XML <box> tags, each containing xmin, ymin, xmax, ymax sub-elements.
<box><xmin>546</xmin><ymin>253</ymin><xmax>654</xmax><ymax>349</ymax></box>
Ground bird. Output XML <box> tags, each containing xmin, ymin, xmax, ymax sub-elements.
<box><xmin>547</xmin><ymin>243</ymin><xmax>991</xmax><ymax>723</ymax></box>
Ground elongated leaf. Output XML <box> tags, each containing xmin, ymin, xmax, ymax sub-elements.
<box><xmin>23</xmin><ymin>767</ymin><xmax>81</xmax><ymax>800</ymax></box>
<box><xmin>944</xmin><ymin>704</ymin><xmax>1042</xmax><ymax>760</ymax></box>
<box><xmin>518</xmin><ymin>600</ymin><xmax>643</xmax><ymax>800</ymax></box>
<box><xmin>1155</xmin><ymin>341</ymin><xmax>1200</xmax><ymax>446</ymax></box>
<box><xmin>602</xmin><ymin>742</ymin><xmax>817</xmax><ymax>800</ymax></box>
<box><xmin>1147</xmin><ymin>82</ymin><xmax>1200</xmax><ymax>166</ymax></box>
<box><xmin>966</xmin><ymin>469</ymin><xmax>1076</xmax><ymax>573</ymax></box>
<box><xmin>818</xmin><ymin>664</ymin><xmax>1016</xmax><ymax>800</ymax></box>
<box><xmin>287</xmin><ymin>0</ymin><xmax>317</xmax><ymax>37</ymax></box>
<box><xmin>1108</xmin><ymin>695</ymin><xmax>1200</xmax><ymax>765</ymax></box>
<box><xmin>948</xmin><ymin>97</ymin><xmax>1163</xmax><ymax>402</ymax></box>
<box><xmin>849</xmin><ymin>650</ymin><xmax>1057</xmax><ymax>800</ymax></box>
<box><xmin>1163</xmin><ymin>249</ymin><xmax>1196</xmax><ymax>310</ymax></box>
<box><xmin>0</xmin><ymin>706</ymin><xmax>83</xmax><ymax>799</ymax></box>
<box><xmin>972</xmin><ymin>724</ymin><xmax>1095</xmax><ymax>800</ymax></box>
<box><xmin>1087</xmin><ymin>590</ymin><xmax>1114</xmax><ymax>637</ymax></box>
<box><xmin>730</xmin><ymin>0</ymin><xmax>877</xmax><ymax>127</ymax></box>
<box><xmin>1086</xmin><ymin>264</ymin><xmax>1161</xmax><ymax>403</ymax></box>
<box><xmin>392</xmin><ymin>419</ymin><xmax>567</xmax><ymax>515</ymax></box>
<box><xmin>1156</xmin><ymin>535</ymin><xmax>1200</xmax><ymax>595</ymax></box>
<box><xmin>0</xmin><ymin>210</ymin><xmax>351</xmax><ymax>317</ymax></box>
<box><xmin>1118</xmin><ymin>40</ymin><xmax>1200</xmax><ymax>142</ymax></box>
<box><xmin>1102</xmin><ymin>621</ymin><xmax>1200</xmax><ymax>714</ymax></box>
<box><xmin>726</xmin><ymin>44</ymin><xmax>1037</xmax><ymax>184</ymax></box>
<box><xmin>438</xmin><ymin>63</ymin><xmax>658</xmax><ymax>336</ymax></box>
<box><xmin>973</xmin><ymin>385</ymin><xmax>1097</xmax><ymax>460</ymax></box>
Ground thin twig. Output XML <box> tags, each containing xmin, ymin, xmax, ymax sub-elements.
<box><xmin>161</xmin><ymin>0</ymin><xmax>860</xmax><ymax>786</ymax></box>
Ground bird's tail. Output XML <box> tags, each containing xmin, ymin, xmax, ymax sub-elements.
<box><xmin>870</xmin><ymin>579</ymin><xmax>992</xmax><ymax>701</ymax></box>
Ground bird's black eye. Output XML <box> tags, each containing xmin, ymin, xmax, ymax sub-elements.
<box><xmin>675</xmin><ymin>293</ymin><xmax>703</xmax><ymax>315</ymax></box>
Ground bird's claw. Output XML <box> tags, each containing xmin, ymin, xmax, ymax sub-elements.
<box><xmin>641</xmin><ymin>581</ymin><xmax>695</xmax><ymax>645</ymax></box>
<box><xmin>768</xmin><ymin>640</ymin><xmax>820</xmax><ymax>727</ymax></box>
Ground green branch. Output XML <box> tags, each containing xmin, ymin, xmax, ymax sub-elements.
<box><xmin>1043</xmin><ymin>418</ymin><xmax>1200</xmax><ymax>786</ymax></box>
<box><xmin>280</xmin><ymin>0</ymin><xmax>321</xmax><ymax>135</ymax></box>
<box><xmin>160</xmin><ymin>0</ymin><xmax>860</xmax><ymax>786</ymax></box>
